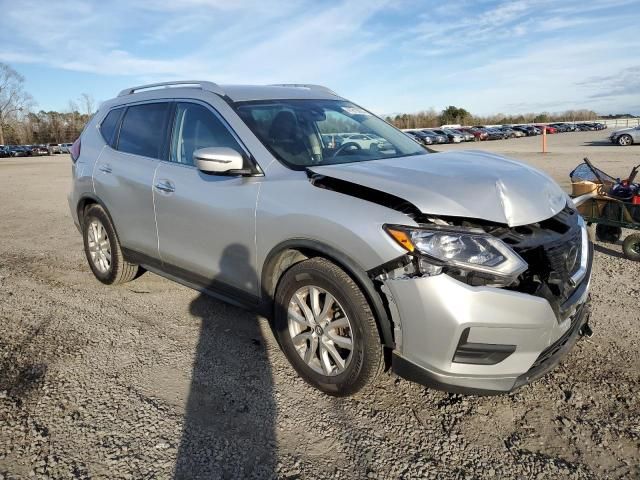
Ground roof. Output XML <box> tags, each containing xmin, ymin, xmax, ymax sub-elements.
<box><xmin>115</xmin><ymin>80</ymin><xmax>342</xmax><ymax>103</ymax></box>
<box><xmin>221</xmin><ymin>84</ymin><xmax>341</xmax><ymax>102</ymax></box>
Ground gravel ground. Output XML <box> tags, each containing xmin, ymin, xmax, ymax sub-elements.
<box><xmin>1</xmin><ymin>131</ymin><xmax>639</xmax><ymax>479</ymax></box>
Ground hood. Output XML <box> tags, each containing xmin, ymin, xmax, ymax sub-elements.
<box><xmin>612</xmin><ymin>127</ymin><xmax>634</xmax><ymax>134</ymax></box>
<box><xmin>309</xmin><ymin>150</ymin><xmax>567</xmax><ymax>227</ymax></box>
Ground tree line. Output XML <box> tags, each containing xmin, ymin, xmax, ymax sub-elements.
<box><xmin>385</xmin><ymin>105</ymin><xmax>599</xmax><ymax>129</ymax></box>
<box><xmin>0</xmin><ymin>63</ymin><xmax>94</xmax><ymax>145</ymax></box>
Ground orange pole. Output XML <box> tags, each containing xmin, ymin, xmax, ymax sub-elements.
<box><xmin>542</xmin><ymin>125</ymin><xmax>547</xmax><ymax>153</ymax></box>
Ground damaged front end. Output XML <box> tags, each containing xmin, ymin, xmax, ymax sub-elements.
<box><xmin>378</xmin><ymin>205</ymin><xmax>589</xmax><ymax>309</ymax></box>
<box><xmin>306</xmin><ymin>160</ymin><xmax>592</xmax><ymax>394</ymax></box>
<box><xmin>371</xmin><ymin>205</ymin><xmax>593</xmax><ymax>394</ymax></box>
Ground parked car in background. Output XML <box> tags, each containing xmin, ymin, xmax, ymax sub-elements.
<box><xmin>483</xmin><ymin>128</ymin><xmax>508</xmax><ymax>140</ymax></box>
<box><xmin>419</xmin><ymin>130</ymin><xmax>443</xmax><ymax>144</ymax></box>
<box><xmin>8</xmin><ymin>146</ymin><xmax>29</xmax><ymax>157</ymax></box>
<box><xmin>609</xmin><ymin>125</ymin><xmax>640</xmax><ymax>146</ymax></box>
<box><xmin>48</xmin><ymin>143</ymin><xmax>62</xmax><ymax>154</ymax></box>
<box><xmin>30</xmin><ymin>145</ymin><xmax>49</xmax><ymax>156</ymax></box>
<box><xmin>0</xmin><ymin>146</ymin><xmax>9</xmax><ymax>158</ymax></box>
<box><xmin>431</xmin><ymin>129</ymin><xmax>464</xmax><ymax>143</ymax></box>
<box><xmin>60</xmin><ymin>143</ymin><xmax>73</xmax><ymax>153</ymax></box>
<box><xmin>498</xmin><ymin>127</ymin><xmax>522</xmax><ymax>138</ymax></box>
<box><xmin>421</xmin><ymin>130</ymin><xmax>448</xmax><ymax>144</ymax></box>
<box><xmin>448</xmin><ymin>129</ymin><xmax>475</xmax><ymax>142</ymax></box>
<box><xmin>576</xmin><ymin>123</ymin><xmax>595</xmax><ymax>131</ymax></box>
<box><xmin>404</xmin><ymin>130</ymin><xmax>434</xmax><ymax>146</ymax></box>
<box><xmin>341</xmin><ymin>133</ymin><xmax>387</xmax><ymax>150</ymax></box>
<box><xmin>534</xmin><ymin>125</ymin><xmax>557</xmax><ymax>134</ymax></box>
<box><xmin>68</xmin><ymin>80</ymin><xmax>592</xmax><ymax>397</ymax></box>
<box><xmin>512</xmin><ymin>126</ymin><xmax>538</xmax><ymax>136</ymax></box>
<box><xmin>464</xmin><ymin>127</ymin><xmax>489</xmax><ymax>141</ymax></box>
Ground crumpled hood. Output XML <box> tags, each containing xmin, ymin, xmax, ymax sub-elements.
<box><xmin>309</xmin><ymin>150</ymin><xmax>567</xmax><ymax>227</ymax></box>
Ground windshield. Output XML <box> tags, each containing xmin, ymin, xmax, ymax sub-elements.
<box><xmin>235</xmin><ymin>99</ymin><xmax>425</xmax><ymax>169</ymax></box>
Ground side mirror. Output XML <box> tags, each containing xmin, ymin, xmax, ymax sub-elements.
<box><xmin>193</xmin><ymin>147</ymin><xmax>246</xmax><ymax>175</ymax></box>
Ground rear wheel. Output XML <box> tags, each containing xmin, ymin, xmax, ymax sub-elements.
<box><xmin>595</xmin><ymin>224</ymin><xmax>622</xmax><ymax>243</ymax></box>
<box><xmin>622</xmin><ymin>234</ymin><xmax>640</xmax><ymax>261</ymax></box>
<box><xmin>618</xmin><ymin>134</ymin><xmax>633</xmax><ymax>146</ymax></box>
<box><xmin>82</xmin><ymin>204</ymin><xmax>142</xmax><ymax>285</ymax></box>
<box><xmin>274</xmin><ymin>258</ymin><xmax>384</xmax><ymax>396</ymax></box>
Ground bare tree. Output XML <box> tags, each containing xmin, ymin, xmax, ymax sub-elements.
<box><xmin>79</xmin><ymin>93</ymin><xmax>95</xmax><ymax>116</ymax></box>
<box><xmin>0</xmin><ymin>63</ymin><xmax>34</xmax><ymax>145</ymax></box>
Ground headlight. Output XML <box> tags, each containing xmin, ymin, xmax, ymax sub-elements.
<box><xmin>384</xmin><ymin>225</ymin><xmax>528</xmax><ymax>284</ymax></box>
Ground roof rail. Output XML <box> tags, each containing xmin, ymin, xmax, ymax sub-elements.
<box><xmin>117</xmin><ymin>80</ymin><xmax>225</xmax><ymax>97</ymax></box>
<box><xmin>269</xmin><ymin>84</ymin><xmax>339</xmax><ymax>96</ymax></box>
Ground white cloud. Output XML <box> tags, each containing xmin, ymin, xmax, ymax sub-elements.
<box><xmin>0</xmin><ymin>0</ymin><xmax>638</xmax><ymax>115</ymax></box>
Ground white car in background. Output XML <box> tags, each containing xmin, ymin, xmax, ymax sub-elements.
<box><xmin>60</xmin><ymin>143</ymin><xmax>73</xmax><ymax>153</ymax></box>
<box><xmin>341</xmin><ymin>133</ymin><xmax>386</xmax><ymax>150</ymax></box>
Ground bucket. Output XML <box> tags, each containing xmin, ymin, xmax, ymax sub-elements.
<box><xmin>572</xmin><ymin>181</ymin><xmax>600</xmax><ymax>196</ymax></box>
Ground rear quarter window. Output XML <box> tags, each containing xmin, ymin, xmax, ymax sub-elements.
<box><xmin>99</xmin><ymin>108</ymin><xmax>123</xmax><ymax>147</ymax></box>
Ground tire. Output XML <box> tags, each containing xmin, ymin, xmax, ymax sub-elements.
<box><xmin>595</xmin><ymin>224</ymin><xmax>622</xmax><ymax>243</ymax></box>
<box><xmin>618</xmin><ymin>134</ymin><xmax>633</xmax><ymax>146</ymax></box>
<box><xmin>273</xmin><ymin>257</ymin><xmax>384</xmax><ymax>396</ymax></box>
<box><xmin>622</xmin><ymin>234</ymin><xmax>640</xmax><ymax>261</ymax></box>
<box><xmin>82</xmin><ymin>204</ymin><xmax>141</xmax><ymax>285</ymax></box>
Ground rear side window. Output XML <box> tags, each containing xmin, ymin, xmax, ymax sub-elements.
<box><xmin>117</xmin><ymin>103</ymin><xmax>170</xmax><ymax>159</ymax></box>
<box><xmin>99</xmin><ymin>108</ymin><xmax>123</xmax><ymax>146</ymax></box>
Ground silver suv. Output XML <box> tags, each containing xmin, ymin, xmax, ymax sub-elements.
<box><xmin>68</xmin><ymin>81</ymin><xmax>593</xmax><ymax>396</ymax></box>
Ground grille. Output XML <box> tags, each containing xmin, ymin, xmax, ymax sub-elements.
<box><xmin>545</xmin><ymin>233</ymin><xmax>581</xmax><ymax>280</ymax></box>
<box><xmin>490</xmin><ymin>207</ymin><xmax>584</xmax><ymax>315</ymax></box>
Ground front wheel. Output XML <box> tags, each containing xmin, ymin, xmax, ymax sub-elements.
<box><xmin>622</xmin><ymin>234</ymin><xmax>640</xmax><ymax>261</ymax></box>
<box><xmin>618</xmin><ymin>134</ymin><xmax>633</xmax><ymax>146</ymax></box>
<box><xmin>274</xmin><ymin>258</ymin><xmax>384</xmax><ymax>396</ymax></box>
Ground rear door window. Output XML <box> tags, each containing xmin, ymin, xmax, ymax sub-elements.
<box><xmin>117</xmin><ymin>102</ymin><xmax>170</xmax><ymax>159</ymax></box>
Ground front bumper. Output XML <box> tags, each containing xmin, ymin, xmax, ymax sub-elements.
<box><xmin>385</xmin><ymin>250</ymin><xmax>592</xmax><ymax>395</ymax></box>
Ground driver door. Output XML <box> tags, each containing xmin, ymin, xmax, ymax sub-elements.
<box><xmin>153</xmin><ymin>101</ymin><xmax>261</xmax><ymax>297</ymax></box>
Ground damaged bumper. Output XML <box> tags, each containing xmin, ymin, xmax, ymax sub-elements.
<box><xmin>383</xmin><ymin>252</ymin><xmax>592</xmax><ymax>395</ymax></box>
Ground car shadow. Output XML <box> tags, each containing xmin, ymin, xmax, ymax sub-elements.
<box><xmin>593</xmin><ymin>242</ymin><xmax>626</xmax><ymax>260</ymax></box>
<box><xmin>174</xmin><ymin>244</ymin><xmax>276</xmax><ymax>479</ymax></box>
<box><xmin>583</xmin><ymin>141</ymin><xmax>615</xmax><ymax>147</ymax></box>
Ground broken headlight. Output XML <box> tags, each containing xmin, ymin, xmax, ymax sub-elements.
<box><xmin>384</xmin><ymin>225</ymin><xmax>528</xmax><ymax>286</ymax></box>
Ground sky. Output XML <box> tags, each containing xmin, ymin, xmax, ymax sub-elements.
<box><xmin>1</xmin><ymin>0</ymin><xmax>639</xmax><ymax>116</ymax></box>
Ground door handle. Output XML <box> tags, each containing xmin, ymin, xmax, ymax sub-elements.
<box><xmin>154</xmin><ymin>180</ymin><xmax>175</xmax><ymax>193</ymax></box>
<box><xmin>99</xmin><ymin>165</ymin><xmax>112</xmax><ymax>174</ymax></box>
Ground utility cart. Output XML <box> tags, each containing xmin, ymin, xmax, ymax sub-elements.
<box><xmin>571</xmin><ymin>158</ymin><xmax>640</xmax><ymax>261</ymax></box>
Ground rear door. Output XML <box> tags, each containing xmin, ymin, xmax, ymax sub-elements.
<box><xmin>93</xmin><ymin>101</ymin><xmax>171</xmax><ymax>258</ymax></box>
<box><xmin>153</xmin><ymin>100</ymin><xmax>260</xmax><ymax>297</ymax></box>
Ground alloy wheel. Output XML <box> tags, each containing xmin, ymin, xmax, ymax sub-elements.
<box><xmin>619</xmin><ymin>135</ymin><xmax>631</xmax><ymax>146</ymax></box>
<box><xmin>288</xmin><ymin>286</ymin><xmax>354</xmax><ymax>376</ymax></box>
<box><xmin>87</xmin><ymin>219</ymin><xmax>112</xmax><ymax>273</ymax></box>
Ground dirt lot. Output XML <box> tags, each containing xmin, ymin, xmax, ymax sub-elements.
<box><xmin>1</xmin><ymin>131</ymin><xmax>639</xmax><ymax>479</ymax></box>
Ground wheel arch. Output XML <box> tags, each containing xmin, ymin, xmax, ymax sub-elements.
<box><xmin>76</xmin><ymin>194</ymin><xmax>119</xmax><ymax>238</ymax></box>
<box><xmin>261</xmin><ymin>239</ymin><xmax>395</xmax><ymax>348</ymax></box>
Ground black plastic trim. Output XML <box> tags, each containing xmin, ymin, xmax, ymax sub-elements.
<box><xmin>122</xmin><ymin>247</ymin><xmax>266</xmax><ymax>314</ymax></box>
<box><xmin>452</xmin><ymin>328</ymin><xmax>516</xmax><ymax>365</ymax></box>
<box><xmin>391</xmin><ymin>353</ymin><xmax>507</xmax><ymax>396</ymax></box>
